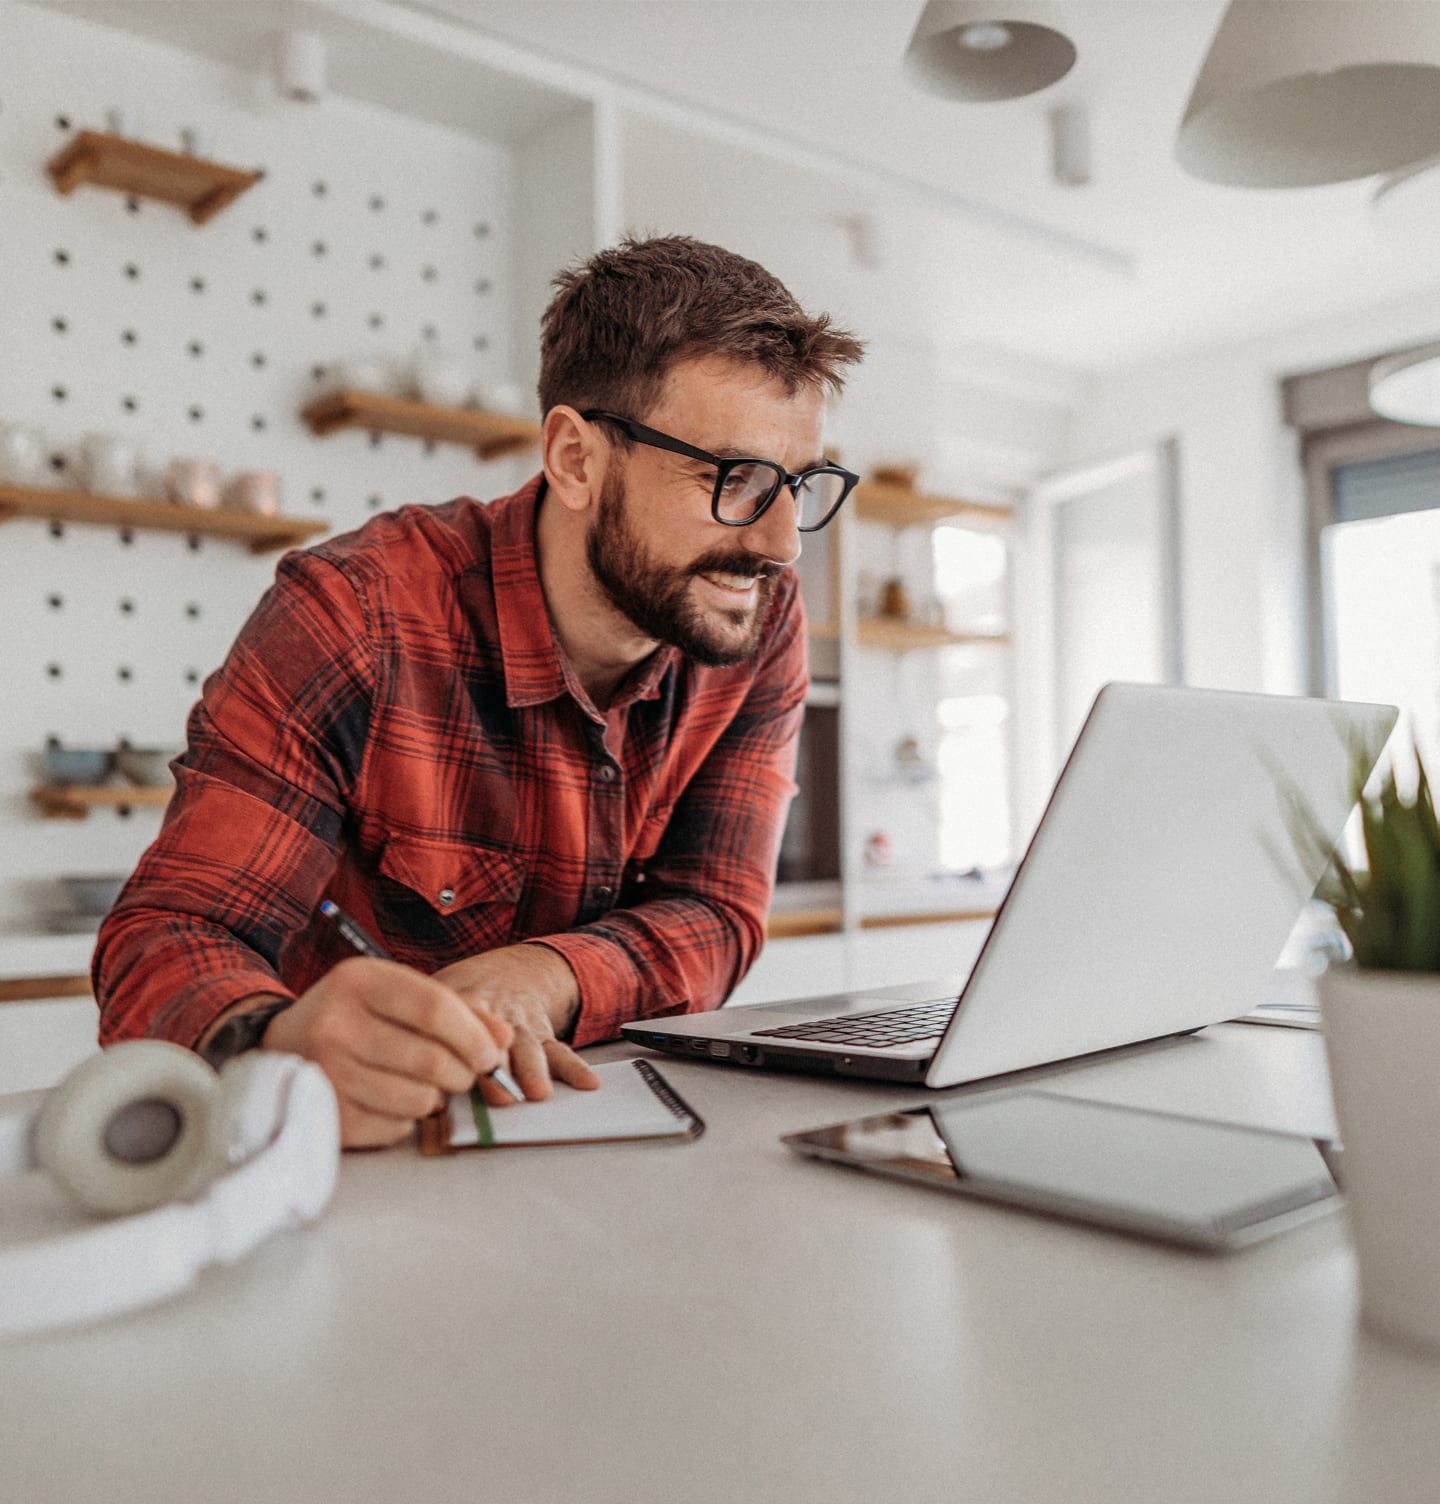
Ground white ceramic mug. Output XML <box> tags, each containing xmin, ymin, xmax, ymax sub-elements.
<box><xmin>0</xmin><ymin>423</ymin><xmax>49</xmax><ymax>485</ymax></box>
<box><xmin>164</xmin><ymin>459</ymin><xmax>222</xmax><ymax>510</ymax></box>
<box><xmin>222</xmin><ymin>470</ymin><xmax>280</xmax><ymax>516</ymax></box>
<box><xmin>80</xmin><ymin>432</ymin><xmax>141</xmax><ymax>496</ymax></box>
<box><xmin>104</xmin><ymin>107</ymin><xmax>141</xmax><ymax>138</ymax></box>
<box><xmin>477</xmin><ymin>379</ymin><xmax>524</xmax><ymax>415</ymax></box>
<box><xmin>336</xmin><ymin>356</ymin><xmax>396</xmax><ymax>394</ymax></box>
<box><xmin>411</xmin><ymin>350</ymin><xmax>475</xmax><ymax>408</ymax></box>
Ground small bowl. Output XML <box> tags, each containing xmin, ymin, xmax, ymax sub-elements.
<box><xmin>117</xmin><ymin>747</ymin><xmax>180</xmax><ymax>787</ymax></box>
<box><xmin>59</xmin><ymin>873</ymin><xmax>128</xmax><ymax>917</ymax></box>
<box><xmin>42</xmin><ymin>747</ymin><xmax>116</xmax><ymax>786</ymax></box>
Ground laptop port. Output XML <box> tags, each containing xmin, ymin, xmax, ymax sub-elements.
<box><xmin>739</xmin><ymin>1045</ymin><xmax>758</xmax><ymax>1064</ymax></box>
<box><xmin>690</xmin><ymin>1039</ymin><xmax>709</xmax><ymax>1053</ymax></box>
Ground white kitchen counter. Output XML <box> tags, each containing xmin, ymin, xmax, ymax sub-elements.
<box><xmin>0</xmin><ymin>930</ymin><xmax>97</xmax><ymax>982</ymax></box>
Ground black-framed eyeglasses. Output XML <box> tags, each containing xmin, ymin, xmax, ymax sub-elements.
<box><xmin>581</xmin><ymin>410</ymin><xmax>859</xmax><ymax>533</ymax></box>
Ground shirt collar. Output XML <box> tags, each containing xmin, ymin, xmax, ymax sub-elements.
<box><xmin>490</xmin><ymin>475</ymin><xmax>679</xmax><ymax>717</ymax></box>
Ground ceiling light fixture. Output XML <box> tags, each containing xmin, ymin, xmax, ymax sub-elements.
<box><xmin>903</xmin><ymin>1</ymin><xmax>1076</xmax><ymax>103</ymax></box>
<box><xmin>1177</xmin><ymin>1</ymin><xmax>1440</xmax><ymax>188</ymax></box>
<box><xmin>958</xmin><ymin>23</ymin><xmax>1013</xmax><ymax>53</ymax></box>
<box><xmin>1369</xmin><ymin>344</ymin><xmax>1440</xmax><ymax>427</ymax></box>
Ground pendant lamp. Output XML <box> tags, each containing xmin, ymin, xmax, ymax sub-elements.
<box><xmin>1176</xmin><ymin>1</ymin><xmax>1440</xmax><ymax>188</ymax></box>
<box><xmin>903</xmin><ymin>0</ymin><xmax>1077</xmax><ymax>103</ymax></box>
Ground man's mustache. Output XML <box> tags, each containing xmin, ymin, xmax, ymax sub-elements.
<box><xmin>687</xmin><ymin>555</ymin><xmax>785</xmax><ymax>581</ymax></box>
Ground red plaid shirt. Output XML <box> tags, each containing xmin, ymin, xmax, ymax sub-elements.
<box><xmin>94</xmin><ymin>477</ymin><xmax>806</xmax><ymax>1049</ymax></box>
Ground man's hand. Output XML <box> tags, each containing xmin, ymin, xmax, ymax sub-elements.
<box><xmin>432</xmin><ymin>943</ymin><xmax>600</xmax><ymax>1103</ymax></box>
<box><xmin>262</xmin><ymin>956</ymin><xmax>515</xmax><ymax>1149</ymax></box>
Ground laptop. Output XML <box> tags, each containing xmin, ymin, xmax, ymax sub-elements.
<box><xmin>620</xmin><ymin>683</ymin><xmax>1396</xmax><ymax>1088</ymax></box>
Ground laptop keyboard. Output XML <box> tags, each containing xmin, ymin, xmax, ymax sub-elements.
<box><xmin>752</xmin><ymin>997</ymin><xmax>956</xmax><ymax>1049</ymax></box>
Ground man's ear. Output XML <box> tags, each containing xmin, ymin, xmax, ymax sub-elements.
<box><xmin>542</xmin><ymin>406</ymin><xmax>603</xmax><ymax>515</ymax></box>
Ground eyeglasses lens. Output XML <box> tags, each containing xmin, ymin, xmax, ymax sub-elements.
<box><xmin>714</xmin><ymin>462</ymin><xmax>784</xmax><ymax>523</ymax></box>
<box><xmin>793</xmin><ymin>471</ymin><xmax>847</xmax><ymax>529</ymax></box>
<box><xmin>715</xmin><ymin>465</ymin><xmax>847</xmax><ymax>529</ymax></box>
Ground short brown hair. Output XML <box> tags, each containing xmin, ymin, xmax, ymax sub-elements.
<box><xmin>537</xmin><ymin>234</ymin><xmax>863</xmax><ymax>420</ymax></box>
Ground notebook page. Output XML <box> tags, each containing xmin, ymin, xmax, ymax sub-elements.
<box><xmin>443</xmin><ymin>1059</ymin><xmax>691</xmax><ymax>1146</ymax></box>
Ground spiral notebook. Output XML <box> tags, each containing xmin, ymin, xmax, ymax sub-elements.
<box><xmin>418</xmin><ymin>1059</ymin><xmax>703</xmax><ymax>1154</ymax></box>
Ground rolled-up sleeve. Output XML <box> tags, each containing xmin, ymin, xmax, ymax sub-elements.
<box><xmin>94</xmin><ymin>551</ymin><xmax>373</xmax><ymax>1047</ymax></box>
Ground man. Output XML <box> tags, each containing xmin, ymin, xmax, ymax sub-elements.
<box><xmin>95</xmin><ymin>235</ymin><xmax>864</xmax><ymax>1148</ymax></box>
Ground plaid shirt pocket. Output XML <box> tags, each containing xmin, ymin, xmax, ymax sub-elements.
<box><xmin>375</xmin><ymin>835</ymin><xmax>526</xmax><ymax>964</ymax></box>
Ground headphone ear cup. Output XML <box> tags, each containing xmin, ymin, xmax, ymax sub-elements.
<box><xmin>206</xmin><ymin>1052</ymin><xmax>298</xmax><ymax>1176</ymax></box>
<box><xmin>33</xmin><ymin>1041</ymin><xmax>219</xmax><ymax>1216</ymax></box>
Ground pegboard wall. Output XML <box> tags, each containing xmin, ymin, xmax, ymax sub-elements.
<box><xmin>0</xmin><ymin>4</ymin><xmax>541</xmax><ymax>929</ymax></box>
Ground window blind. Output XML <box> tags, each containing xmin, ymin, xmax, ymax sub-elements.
<box><xmin>1332</xmin><ymin>446</ymin><xmax>1440</xmax><ymax>524</ymax></box>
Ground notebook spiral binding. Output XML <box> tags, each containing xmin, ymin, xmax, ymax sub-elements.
<box><xmin>633</xmin><ymin>1059</ymin><xmax>706</xmax><ymax>1139</ymax></box>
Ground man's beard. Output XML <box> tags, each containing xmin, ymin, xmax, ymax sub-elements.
<box><xmin>585</xmin><ymin>469</ymin><xmax>780</xmax><ymax>668</ymax></box>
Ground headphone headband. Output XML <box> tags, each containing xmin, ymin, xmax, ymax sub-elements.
<box><xmin>0</xmin><ymin>1044</ymin><xmax>339</xmax><ymax>1341</ymax></box>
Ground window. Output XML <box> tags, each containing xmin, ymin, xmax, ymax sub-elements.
<box><xmin>933</xmin><ymin>525</ymin><xmax>1013</xmax><ymax>871</ymax></box>
<box><xmin>1316</xmin><ymin>444</ymin><xmax>1440</xmax><ymax>766</ymax></box>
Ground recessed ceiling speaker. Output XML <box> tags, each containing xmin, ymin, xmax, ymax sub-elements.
<box><xmin>1177</xmin><ymin>1</ymin><xmax>1440</xmax><ymax>188</ymax></box>
<box><xmin>903</xmin><ymin>0</ymin><xmax>1077</xmax><ymax>103</ymax></box>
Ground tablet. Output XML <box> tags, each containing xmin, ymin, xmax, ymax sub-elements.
<box><xmin>782</xmin><ymin>1090</ymin><xmax>1342</xmax><ymax>1251</ymax></box>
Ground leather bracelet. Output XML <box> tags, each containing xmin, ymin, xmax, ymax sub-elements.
<box><xmin>199</xmin><ymin>998</ymin><xmax>294</xmax><ymax>1070</ymax></box>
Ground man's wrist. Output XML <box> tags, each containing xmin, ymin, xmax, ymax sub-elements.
<box><xmin>196</xmin><ymin>993</ymin><xmax>292</xmax><ymax>1067</ymax></box>
<box><xmin>523</xmin><ymin>942</ymin><xmax>582</xmax><ymax>1039</ymax></box>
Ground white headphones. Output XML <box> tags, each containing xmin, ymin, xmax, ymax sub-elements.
<box><xmin>0</xmin><ymin>1040</ymin><xmax>340</xmax><ymax>1340</ymax></box>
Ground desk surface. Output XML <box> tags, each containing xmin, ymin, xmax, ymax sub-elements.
<box><xmin>3</xmin><ymin>1024</ymin><xmax>1439</xmax><ymax>1504</ymax></box>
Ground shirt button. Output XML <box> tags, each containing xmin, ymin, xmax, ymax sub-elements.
<box><xmin>593</xmin><ymin>884</ymin><xmax>615</xmax><ymax>902</ymax></box>
<box><xmin>597</xmin><ymin>764</ymin><xmax>617</xmax><ymax>783</ymax></box>
<box><xmin>437</xmin><ymin>887</ymin><xmax>456</xmax><ymax>907</ymax></box>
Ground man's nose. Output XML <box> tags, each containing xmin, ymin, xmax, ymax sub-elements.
<box><xmin>741</xmin><ymin>486</ymin><xmax>802</xmax><ymax>568</ymax></box>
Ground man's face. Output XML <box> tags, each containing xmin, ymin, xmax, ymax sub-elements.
<box><xmin>585</xmin><ymin>355</ymin><xmax>826</xmax><ymax>667</ymax></box>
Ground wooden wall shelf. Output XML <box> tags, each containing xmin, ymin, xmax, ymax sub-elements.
<box><xmin>301</xmin><ymin>390</ymin><xmax>542</xmax><ymax>460</ymax></box>
<box><xmin>0</xmin><ymin>975</ymin><xmax>93</xmax><ymax>1004</ymax></box>
<box><xmin>47</xmin><ymin>130</ymin><xmax>261</xmax><ymax>225</ymax></box>
<box><xmin>858</xmin><ymin>908</ymin><xmax>999</xmax><ymax>930</ymax></box>
<box><xmin>0</xmin><ymin>484</ymin><xmax>328</xmax><ymax>555</ymax></box>
<box><xmin>31</xmin><ymin>785</ymin><xmax>171</xmax><ymax>820</ymax></box>
<box><xmin>766</xmin><ymin>907</ymin><xmax>844</xmax><ymax>939</ymax></box>
<box><xmin>854</xmin><ymin>482</ymin><xmax>1012</xmax><ymax>530</ymax></box>
<box><xmin>856</xmin><ymin>618</ymin><xmax>1010</xmax><ymax>652</ymax></box>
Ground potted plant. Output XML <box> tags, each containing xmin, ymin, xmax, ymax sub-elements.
<box><xmin>1292</xmin><ymin>735</ymin><xmax>1440</xmax><ymax>1354</ymax></box>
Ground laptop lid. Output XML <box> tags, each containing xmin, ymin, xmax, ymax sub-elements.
<box><xmin>923</xmin><ymin>683</ymin><xmax>1396</xmax><ymax>1087</ymax></box>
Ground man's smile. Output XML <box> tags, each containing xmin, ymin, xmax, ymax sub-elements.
<box><xmin>697</xmin><ymin>569</ymin><xmax>762</xmax><ymax>597</ymax></box>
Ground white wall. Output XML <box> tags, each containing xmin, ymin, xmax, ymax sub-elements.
<box><xmin>0</xmin><ymin>3</ymin><xmax>538</xmax><ymax>932</ymax></box>
<box><xmin>1062</xmin><ymin>285</ymin><xmax>1440</xmax><ymax>699</ymax></box>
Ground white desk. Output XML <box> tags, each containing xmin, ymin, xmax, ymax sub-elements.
<box><xmin>2</xmin><ymin>1024</ymin><xmax>1439</xmax><ymax>1504</ymax></box>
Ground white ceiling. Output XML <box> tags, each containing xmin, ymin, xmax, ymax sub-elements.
<box><xmin>414</xmin><ymin>0</ymin><xmax>1440</xmax><ymax>372</ymax></box>
<box><xmin>31</xmin><ymin>0</ymin><xmax>1440</xmax><ymax>373</ymax></box>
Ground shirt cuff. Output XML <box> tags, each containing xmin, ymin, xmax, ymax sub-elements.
<box><xmin>530</xmin><ymin>932</ymin><xmax>673</xmax><ymax>1048</ymax></box>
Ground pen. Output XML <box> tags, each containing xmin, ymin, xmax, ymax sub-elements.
<box><xmin>318</xmin><ymin>898</ymin><xmax>526</xmax><ymax>1105</ymax></box>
